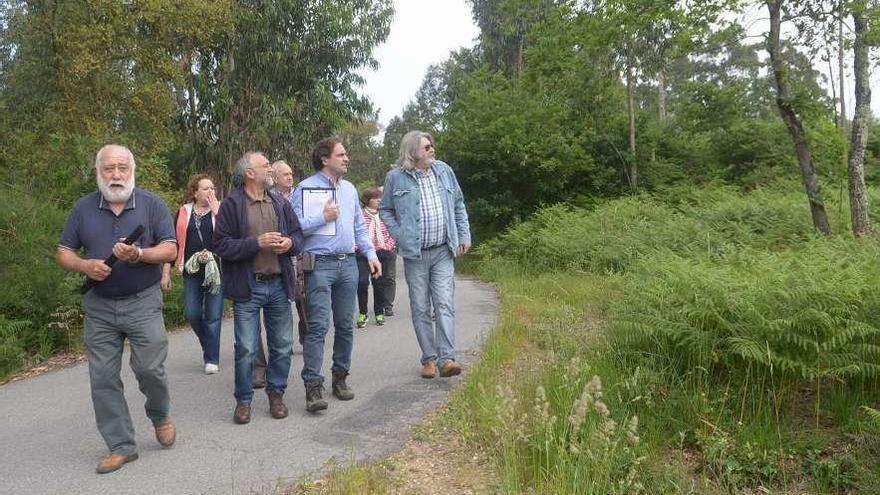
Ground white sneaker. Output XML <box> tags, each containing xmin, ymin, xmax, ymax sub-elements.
<box><xmin>204</xmin><ymin>363</ymin><xmax>219</xmax><ymax>375</ymax></box>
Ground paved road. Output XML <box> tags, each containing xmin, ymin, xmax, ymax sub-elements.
<box><xmin>0</xmin><ymin>269</ymin><xmax>497</xmax><ymax>495</ymax></box>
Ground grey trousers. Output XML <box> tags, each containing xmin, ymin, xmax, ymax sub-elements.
<box><xmin>82</xmin><ymin>283</ymin><xmax>171</xmax><ymax>455</ymax></box>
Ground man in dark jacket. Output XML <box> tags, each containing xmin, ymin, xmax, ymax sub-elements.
<box><xmin>214</xmin><ymin>151</ymin><xmax>304</xmax><ymax>424</ymax></box>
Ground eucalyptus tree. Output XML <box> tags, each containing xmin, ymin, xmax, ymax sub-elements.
<box><xmin>766</xmin><ymin>0</ymin><xmax>832</xmax><ymax>234</ymax></box>
<box><xmin>591</xmin><ymin>0</ymin><xmax>734</xmax><ymax>191</ymax></box>
<box><xmin>0</xmin><ymin>0</ymin><xmax>231</xmax><ymax>199</ymax></box>
<box><xmin>768</xmin><ymin>0</ymin><xmax>879</xmax><ymax>236</ymax></box>
<box><xmin>844</xmin><ymin>0</ymin><xmax>879</xmax><ymax>236</ymax></box>
<box><xmin>180</xmin><ymin>0</ymin><xmax>393</xmax><ymax>188</ymax></box>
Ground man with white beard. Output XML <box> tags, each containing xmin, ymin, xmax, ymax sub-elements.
<box><xmin>56</xmin><ymin>144</ymin><xmax>178</xmax><ymax>473</ymax></box>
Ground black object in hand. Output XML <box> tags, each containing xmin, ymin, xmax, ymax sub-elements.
<box><xmin>79</xmin><ymin>224</ymin><xmax>145</xmax><ymax>294</ymax></box>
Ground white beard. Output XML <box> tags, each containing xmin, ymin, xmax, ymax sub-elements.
<box><xmin>98</xmin><ymin>174</ymin><xmax>135</xmax><ymax>204</ymax></box>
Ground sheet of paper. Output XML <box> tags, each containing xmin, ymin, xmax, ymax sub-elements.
<box><xmin>302</xmin><ymin>188</ymin><xmax>336</xmax><ymax>236</ymax></box>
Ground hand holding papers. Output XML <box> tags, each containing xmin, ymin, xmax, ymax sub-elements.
<box><xmin>302</xmin><ymin>187</ymin><xmax>337</xmax><ymax>236</ymax></box>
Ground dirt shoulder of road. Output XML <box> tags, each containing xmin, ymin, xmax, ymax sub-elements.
<box><xmin>293</xmin><ymin>419</ymin><xmax>499</xmax><ymax>495</ymax></box>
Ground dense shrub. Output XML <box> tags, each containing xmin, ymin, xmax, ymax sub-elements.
<box><xmin>612</xmin><ymin>239</ymin><xmax>880</xmax><ymax>383</ymax></box>
<box><xmin>0</xmin><ymin>185</ymin><xmax>82</xmax><ymax>375</ymax></box>
<box><xmin>480</xmin><ymin>184</ymin><xmax>880</xmax><ymax>388</ymax></box>
<box><xmin>479</xmin><ymin>198</ymin><xmax>706</xmax><ymax>273</ymax></box>
<box><xmin>479</xmin><ymin>184</ymin><xmax>829</xmax><ymax>273</ymax></box>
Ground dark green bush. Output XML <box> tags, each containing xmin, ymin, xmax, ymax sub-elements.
<box><xmin>0</xmin><ymin>185</ymin><xmax>80</xmax><ymax>372</ymax></box>
<box><xmin>611</xmin><ymin>239</ymin><xmax>880</xmax><ymax>383</ymax></box>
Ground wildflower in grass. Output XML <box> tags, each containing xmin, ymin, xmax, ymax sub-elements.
<box><xmin>626</xmin><ymin>415</ymin><xmax>640</xmax><ymax>446</ymax></box>
<box><xmin>597</xmin><ymin>415</ymin><xmax>617</xmax><ymax>445</ymax></box>
<box><xmin>533</xmin><ymin>385</ymin><xmax>553</xmax><ymax>426</ymax></box>
<box><xmin>491</xmin><ymin>384</ymin><xmax>517</xmax><ymax>437</ymax></box>
<box><xmin>568</xmin><ymin>387</ymin><xmax>589</xmax><ymax>430</ymax></box>
<box><xmin>586</xmin><ymin>375</ymin><xmax>603</xmax><ymax>398</ymax></box>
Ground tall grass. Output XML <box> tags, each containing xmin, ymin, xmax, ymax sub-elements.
<box><xmin>466</xmin><ymin>183</ymin><xmax>880</xmax><ymax>492</ymax></box>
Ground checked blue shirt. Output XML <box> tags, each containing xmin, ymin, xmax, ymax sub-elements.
<box><xmin>412</xmin><ymin>166</ymin><xmax>446</xmax><ymax>249</ymax></box>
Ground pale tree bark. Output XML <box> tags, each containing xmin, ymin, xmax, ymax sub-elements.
<box><xmin>658</xmin><ymin>67</ymin><xmax>668</xmax><ymax>122</ymax></box>
<box><xmin>626</xmin><ymin>57</ymin><xmax>638</xmax><ymax>191</ymax></box>
<box><xmin>766</xmin><ymin>0</ymin><xmax>832</xmax><ymax>235</ymax></box>
<box><xmin>839</xmin><ymin>17</ymin><xmax>847</xmax><ymax>126</ymax></box>
<box><xmin>847</xmin><ymin>10</ymin><xmax>871</xmax><ymax>236</ymax></box>
<box><xmin>825</xmin><ymin>45</ymin><xmax>838</xmax><ymax>127</ymax></box>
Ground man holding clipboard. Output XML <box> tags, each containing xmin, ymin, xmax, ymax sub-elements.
<box><xmin>292</xmin><ymin>137</ymin><xmax>381</xmax><ymax>413</ymax></box>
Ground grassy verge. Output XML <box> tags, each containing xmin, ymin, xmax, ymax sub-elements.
<box><xmin>293</xmin><ymin>184</ymin><xmax>880</xmax><ymax>493</ymax></box>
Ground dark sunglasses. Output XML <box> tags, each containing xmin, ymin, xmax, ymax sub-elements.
<box><xmin>424</xmin><ymin>143</ymin><xmax>434</xmax><ymax>151</ymax></box>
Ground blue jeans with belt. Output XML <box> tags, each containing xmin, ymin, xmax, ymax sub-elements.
<box><xmin>301</xmin><ymin>255</ymin><xmax>358</xmax><ymax>384</ymax></box>
<box><xmin>183</xmin><ymin>273</ymin><xmax>223</xmax><ymax>365</ymax></box>
<box><xmin>232</xmin><ymin>277</ymin><xmax>293</xmax><ymax>403</ymax></box>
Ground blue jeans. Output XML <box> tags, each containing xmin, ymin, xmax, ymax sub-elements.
<box><xmin>232</xmin><ymin>277</ymin><xmax>293</xmax><ymax>403</ymax></box>
<box><xmin>403</xmin><ymin>246</ymin><xmax>456</xmax><ymax>364</ymax></box>
<box><xmin>301</xmin><ymin>256</ymin><xmax>358</xmax><ymax>384</ymax></box>
<box><xmin>183</xmin><ymin>273</ymin><xmax>224</xmax><ymax>365</ymax></box>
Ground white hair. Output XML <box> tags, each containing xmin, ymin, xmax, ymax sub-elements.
<box><xmin>397</xmin><ymin>131</ymin><xmax>433</xmax><ymax>170</ymax></box>
<box><xmin>94</xmin><ymin>144</ymin><xmax>136</xmax><ymax>170</ymax></box>
<box><xmin>95</xmin><ymin>144</ymin><xmax>136</xmax><ymax>203</ymax></box>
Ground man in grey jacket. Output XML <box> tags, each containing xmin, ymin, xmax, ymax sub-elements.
<box><xmin>379</xmin><ymin>131</ymin><xmax>471</xmax><ymax>379</ymax></box>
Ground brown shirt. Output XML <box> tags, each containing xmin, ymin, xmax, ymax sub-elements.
<box><xmin>245</xmin><ymin>190</ymin><xmax>281</xmax><ymax>275</ymax></box>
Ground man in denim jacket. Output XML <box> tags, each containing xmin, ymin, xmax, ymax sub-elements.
<box><xmin>379</xmin><ymin>131</ymin><xmax>472</xmax><ymax>379</ymax></box>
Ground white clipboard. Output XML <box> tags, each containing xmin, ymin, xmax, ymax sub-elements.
<box><xmin>302</xmin><ymin>187</ymin><xmax>337</xmax><ymax>236</ymax></box>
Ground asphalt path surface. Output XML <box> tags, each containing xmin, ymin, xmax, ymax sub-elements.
<box><xmin>0</xmin><ymin>267</ymin><xmax>497</xmax><ymax>495</ymax></box>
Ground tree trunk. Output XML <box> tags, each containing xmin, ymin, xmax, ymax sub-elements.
<box><xmin>626</xmin><ymin>60</ymin><xmax>638</xmax><ymax>191</ymax></box>
<box><xmin>658</xmin><ymin>67</ymin><xmax>668</xmax><ymax>122</ymax></box>
<box><xmin>838</xmin><ymin>17</ymin><xmax>847</xmax><ymax>126</ymax></box>
<box><xmin>766</xmin><ymin>0</ymin><xmax>831</xmax><ymax>235</ymax></box>
<box><xmin>826</xmin><ymin>45</ymin><xmax>838</xmax><ymax>128</ymax></box>
<box><xmin>847</xmin><ymin>10</ymin><xmax>871</xmax><ymax>237</ymax></box>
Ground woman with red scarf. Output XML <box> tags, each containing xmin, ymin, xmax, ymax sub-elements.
<box><xmin>356</xmin><ymin>186</ymin><xmax>396</xmax><ymax>328</ymax></box>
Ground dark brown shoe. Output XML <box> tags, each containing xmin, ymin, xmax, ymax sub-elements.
<box><xmin>268</xmin><ymin>391</ymin><xmax>289</xmax><ymax>419</ymax></box>
<box><xmin>233</xmin><ymin>402</ymin><xmax>251</xmax><ymax>424</ymax></box>
<box><xmin>95</xmin><ymin>452</ymin><xmax>138</xmax><ymax>474</ymax></box>
<box><xmin>421</xmin><ymin>360</ymin><xmax>437</xmax><ymax>379</ymax></box>
<box><xmin>154</xmin><ymin>418</ymin><xmax>176</xmax><ymax>447</ymax></box>
<box><xmin>439</xmin><ymin>360</ymin><xmax>461</xmax><ymax>378</ymax></box>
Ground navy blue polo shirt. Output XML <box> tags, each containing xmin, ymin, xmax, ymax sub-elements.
<box><xmin>59</xmin><ymin>188</ymin><xmax>176</xmax><ymax>298</ymax></box>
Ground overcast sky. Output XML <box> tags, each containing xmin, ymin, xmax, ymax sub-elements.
<box><xmin>358</xmin><ymin>0</ymin><xmax>479</xmax><ymax>129</ymax></box>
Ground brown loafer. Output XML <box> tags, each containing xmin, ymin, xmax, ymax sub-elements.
<box><xmin>268</xmin><ymin>391</ymin><xmax>289</xmax><ymax>419</ymax></box>
<box><xmin>438</xmin><ymin>360</ymin><xmax>461</xmax><ymax>378</ymax></box>
<box><xmin>421</xmin><ymin>360</ymin><xmax>437</xmax><ymax>379</ymax></box>
<box><xmin>154</xmin><ymin>418</ymin><xmax>176</xmax><ymax>448</ymax></box>
<box><xmin>233</xmin><ymin>402</ymin><xmax>251</xmax><ymax>424</ymax></box>
<box><xmin>95</xmin><ymin>452</ymin><xmax>138</xmax><ymax>474</ymax></box>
